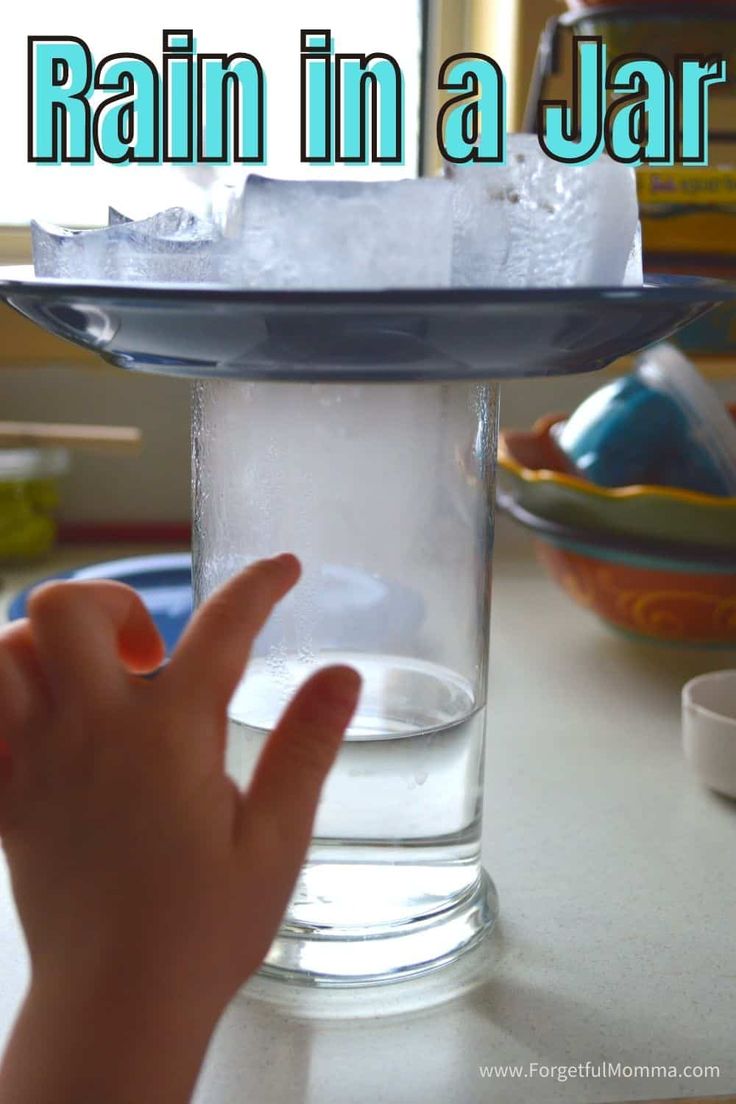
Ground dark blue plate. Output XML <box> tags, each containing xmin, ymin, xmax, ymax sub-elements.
<box><xmin>7</xmin><ymin>553</ymin><xmax>426</xmax><ymax>656</ymax></box>
<box><xmin>7</xmin><ymin>554</ymin><xmax>193</xmax><ymax>655</ymax></box>
<box><xmin>0</xmin><ymin>266</ymin><xmax>732</xmax><ymax>382</ymax></box>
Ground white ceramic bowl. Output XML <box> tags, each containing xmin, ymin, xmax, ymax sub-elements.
<box><xmin>682</xmin><ymin>670</ymin><xmax>736</xmax><ymax>799</ymax></box>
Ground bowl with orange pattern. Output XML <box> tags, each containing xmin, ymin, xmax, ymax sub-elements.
<box><xmin>498</xmin><ymin>492</ymin><xmax>736</xmax><ymax>648</ymax></box>
<box><xmin>499</xmin><ymin>408</ymin><xmax>736</xmax><ymax>551</ymax></box>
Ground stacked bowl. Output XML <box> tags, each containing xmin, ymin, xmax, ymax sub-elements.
<box><xmin>499</xmin><ymin>348</ymin><xmax>736</xmax><ymax>647</ymax></box>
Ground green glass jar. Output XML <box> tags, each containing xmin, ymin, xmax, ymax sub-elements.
<box><xmin>0</xmin><ymin>449</ymin><xmax>70</xmax><ymax>561</ymax></box>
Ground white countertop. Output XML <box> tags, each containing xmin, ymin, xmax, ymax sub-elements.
<box><xmin>1</xmin><ymin>525</ymin><xmax>735</xmax><ymax>1104</ymax></box>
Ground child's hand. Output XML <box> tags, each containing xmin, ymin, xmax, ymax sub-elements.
<box><xmin>0</xmin><ymin>554</ymin><xmax>360</xmax><ymax>1104</ymax></box>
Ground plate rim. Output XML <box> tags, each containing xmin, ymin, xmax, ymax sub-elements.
<box><xmin>0</xmin><ymin>265</ymin><xmax>733</xmax><ymax>310</ymax></box>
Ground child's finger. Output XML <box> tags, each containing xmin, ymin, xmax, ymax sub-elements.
<box><xmin>239</xmin><ymin>665</ymin><xmax>360</xmax><ymax>884</ymax></box>
<box><xmin>0</xmin><ymin>621</ymin><xmax>49</xmax><ymax>737</ymax></box>
<box><xmin>0</xmin><ymin>641</ymin><xmax>32</xmax><ymax>737</ymax></box>
<box><xmin>27</xmin><ymin>580</ymin><xmax>166</xmax><ymax>704</ymax></box>
<box><xmin>1</xmin><ymin>620</ymin><xmax>50</xmax><ymax>692</ymax></box>
<box><xmin>163</xmin><ymin>555</ymin><xmax>301</xmax><ymax>714</ymax></box>
<box><xmin>0</xmin><ymin>738</ymin><xmax>14</xmax><ymax>835</ymax></box>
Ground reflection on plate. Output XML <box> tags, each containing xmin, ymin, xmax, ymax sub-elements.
<box><xmin>1</xmin><ymin>267</ymin><xmax>733</xmax><ymax>382</ymax></box>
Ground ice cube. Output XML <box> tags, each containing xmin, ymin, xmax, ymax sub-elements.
<box><xmin>234</xmin><ymin>176</ymin><xmax>453</xmax><ymax>290</ymax></box>
<box><xmin>623</xmin><ymin>221</ymin><xmax>644</xmax><ymax>286</ymax></box>
<box><xmin>446</xmin><ymin>134</ymin><xmax>641</xmax><ymax>287</ymax></box>
<box><xmin>31</xmin><ymin>222</ymin><xmax>82</xmax><ymax>278</ymax></box>
<box><xmin>32</xmin><ymin>208</ymin><xmax>228</xmax><ymax>283</ymax></box>
<box><xmin>108</xmin><ymin>208</ymin><xmax>132</xmax><ymax>226</ymax></box>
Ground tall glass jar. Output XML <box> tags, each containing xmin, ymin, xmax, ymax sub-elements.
<box><xmin>193</xmin><ymin>377</ymin><xmax>499</xmax><ymax>985</ymax></box>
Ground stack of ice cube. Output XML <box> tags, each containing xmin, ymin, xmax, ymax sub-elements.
<box><xmin>447</xmin><ymin>134</ymin><xmax>640</xmax><ymax>287</ymax></box>
<box><xmin>32</xmin><ymin>135</ymin><xmax>642</xmax><ymax>290</ymax></box>
<box><xmin>31</xmin><ymin>207</ymin><xmax>230</xmax><ymax>283</ymax></box>
<box><xmin>232</xmin><ymin>176</ymin><xmax>455</xmax><ymax>290</ymax></box>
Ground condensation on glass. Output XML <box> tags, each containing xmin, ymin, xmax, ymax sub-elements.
<box><xmin>193</xmin><ymin>378</ymin><xmax>499</xmax><ymax>984</ymax></box>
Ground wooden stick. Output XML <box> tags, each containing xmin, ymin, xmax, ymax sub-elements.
<box><xmin>0</xmin><ymin>422</ymin><xmax>142</xmax><ymax>456</ymax></box>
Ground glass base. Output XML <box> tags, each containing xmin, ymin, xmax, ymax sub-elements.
<box><xmin>258</xmin><ymin>870</ymin><xmax>498</xmax><ymax>988</ymax></box>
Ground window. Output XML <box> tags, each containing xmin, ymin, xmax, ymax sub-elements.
<box><xmin>1</xmin><ymin>0</ymin><xmax>425</xmax><ymax>227</ymax></box>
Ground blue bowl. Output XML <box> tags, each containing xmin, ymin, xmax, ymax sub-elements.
<box><xmin>554</xmin><ymin>345</ymin><xmax>736</xmax><ymax>497</ymax></box>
